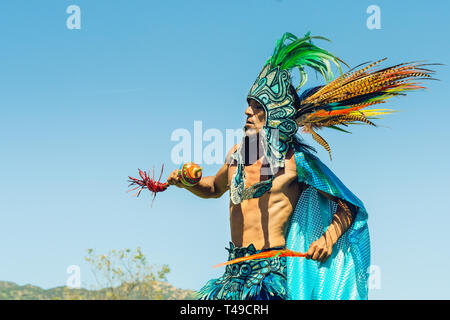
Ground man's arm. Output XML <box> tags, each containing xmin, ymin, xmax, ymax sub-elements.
<box><xmin>166</xmin><ymin>144</ymin><xmax>238</xmax><ymax>199</ymax></box>
<box><xmin>305</xmin><ymin>189</ymin><xmax>357</xmax><ymax>262</ymax></box>
<box><xmin>167</xmin><ymin>164</ymin><xmax>229</xmax><ymax>199</ymax></box>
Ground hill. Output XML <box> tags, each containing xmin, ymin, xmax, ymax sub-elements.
<box><xmin>0</xmin><ymin>281</ymin><xmax>197</xmax><ymax>300</ymax></box>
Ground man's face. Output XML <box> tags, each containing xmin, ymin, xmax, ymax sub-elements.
<box><xmin>244</xmin><ymin>99</ymin><xmax>265</xmax><ymax>135</ymax></box>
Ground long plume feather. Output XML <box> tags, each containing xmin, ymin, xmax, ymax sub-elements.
<box><xmin>295</xmin><ymin>59</ymin><xmax>437</xmax><ymax>157</ymax></box>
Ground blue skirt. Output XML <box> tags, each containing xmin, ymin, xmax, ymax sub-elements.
<box><xmin>196</xmin><ymin>242</ymin><xmax>287</xmax><ymax>300</ymax></box>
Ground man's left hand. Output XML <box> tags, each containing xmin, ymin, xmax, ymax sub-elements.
<box><xmin>305</xmin><ymin>234</ymin><xmax>333</xmax><ymax>263</ymax></box>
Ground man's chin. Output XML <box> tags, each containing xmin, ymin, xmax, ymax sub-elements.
<box><xmin>244</xmin><ymin>128</ymin><xmax>258</xmax><ymax>137</ymax></box>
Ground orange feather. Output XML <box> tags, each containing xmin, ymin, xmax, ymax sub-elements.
<box><xmin>212</xmin><ymin>249</ymin><xmax>306</xmax><ymax>268</ymax></box>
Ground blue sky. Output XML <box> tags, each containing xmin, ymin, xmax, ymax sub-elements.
<box><xmin>0</xmin><ymin>0</ymin><xmax>449</xmax><ymax>299</ymax></box>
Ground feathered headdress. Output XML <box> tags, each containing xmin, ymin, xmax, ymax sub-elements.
<box><xmin>231</xmin><ymin>32</ymin><xmax>344</xmax><ymax>204</ymax></box>
<box><xmin>230</xmin><ymin>32</ymin><xmax>437</xmax><ymax>204</ymax></box>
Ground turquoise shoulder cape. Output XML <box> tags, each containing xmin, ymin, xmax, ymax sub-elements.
<box><xmin>286</xmin><ymin>144</ymin><xmax>370</xmax><ymax>300</ymax></box>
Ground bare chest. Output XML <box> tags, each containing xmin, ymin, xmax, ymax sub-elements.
<box><xmin>227</xmin><ymin>155</ymin><xmax>302</xmax><ymax>249</ymax></box>
<box><xmin>227</xmin><ymin>157</ymin><xmax>299</xmax><ymax>197</ymax></box>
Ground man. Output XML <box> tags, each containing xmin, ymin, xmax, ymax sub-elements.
<box><xmin>167</xmin><ymin>32</ymin><xmax>433</xmax><ymax>300</ymax></box>
<box><xmin>168</xmin><ymin>99</ymin><xmax>358</xmax><ymax>300</ymax></box>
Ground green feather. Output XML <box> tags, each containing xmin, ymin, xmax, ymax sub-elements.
<box><xmin>327</xmin><ymin>125</ymin><xmax>352</xmax><ymax>134</ymax></box>
<box><xmin>268</xmin><ymin>32</ymin><xmax>343</xmax><ymax>89</ymax></box>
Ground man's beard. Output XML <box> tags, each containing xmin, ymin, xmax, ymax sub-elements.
<box><xmin>242</xmin><ymin>131</ymin><xmax>263</xmax><ymax>165</ymax></box>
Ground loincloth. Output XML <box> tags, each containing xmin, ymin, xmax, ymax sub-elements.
<box><xmin>196</xmin><ymin>242</ymin><xmax>287</xmax><ymax>300</ymax></box>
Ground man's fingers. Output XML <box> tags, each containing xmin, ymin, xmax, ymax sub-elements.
<box><xmin>317</xmin><ymin>240</ymin><xmax>331</xmax><ymax>262</ymax></box>
<box><xmin>167</xmin><ymin>170</ymin><xmax>181</xmax><ymax>185</ymax></box>
<box><xmin>306</xmin><ymin>237</ymin><xmax>334</xmax><ymax>262</ymax></box>
<box><xmin>311</xmin><ymin>247</ymin><xmax>321</xmax><ymax>261</ymax></box>
<box><xmin>305</xmin><ymin>246</ymin><xmax>315</xmax><ymax>260</ymax></box>
<box><xmin>167</xmin><ymin>176</ymin><xmax>176</xmax><ymax>185</ymax></box>
<box><xmin>306</xmin><ymin>244</ymin><xmax>331</xmax><ymax>262</ymax></box>
<box><xmin>317</xmin><ymin>250</ymin><xmax>326</xmax><ymax>262</ymax></box>
<box><xmin>306</xmin><ymin>242</ymin><xmax>321</xmax><ymax>260</ymax></box>
<box><xmin>318</xmin><ymin>249</ymin><xmax>330</xmax><ymax>262</ymax></box>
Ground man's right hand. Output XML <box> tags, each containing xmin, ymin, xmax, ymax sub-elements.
<box><xmin>167</xmin><ymin>169</ymin><xmax>184</xmax><ymax>188</ymax></box>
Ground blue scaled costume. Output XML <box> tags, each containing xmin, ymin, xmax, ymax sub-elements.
<box><xmin>286</xmin><ymin>144</ymin><xmax>370</xmax><ymax>299</ymax></box>
<box><xmin>197</xmin><ymin>31</ymin><xmax>433</xmax><ymax>300</ymax></box>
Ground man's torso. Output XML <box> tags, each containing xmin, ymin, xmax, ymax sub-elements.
<box><xmin>228</xmin><ymin>147</ymin><xmax>304</xmax><ymax>250</ymax></box>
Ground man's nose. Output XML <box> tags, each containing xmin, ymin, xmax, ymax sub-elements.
<box><xmin>245</xmin><ymin>105</ymin><xmax>253</xmax><ymax>116</ymax></box>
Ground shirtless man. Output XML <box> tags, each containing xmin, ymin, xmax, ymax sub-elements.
<box><xmin>160</xmin><ymin>27</ymin><xmax>432</xmax><ymax>299</ymax></box>
<box><xmin>167</xmin><ymin>98</ymin><xmax>357</xmax><ymax>299</ymax></box>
